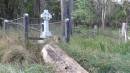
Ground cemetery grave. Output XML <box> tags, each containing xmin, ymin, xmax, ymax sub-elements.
<box><xmin>0</xmin><ymin>0</ymin><xmax>130</xmax><ymax>73</ymax></box>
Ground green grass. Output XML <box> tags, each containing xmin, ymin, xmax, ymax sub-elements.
<box><xmin>59</xmin><ymin>28</ymin><xmax>130</xmax><ymax>73</ymax></box>
<box><xmin>1</xmin><ymin>27</ymin><xmax>130</xmax><ymax>73</ymax></box>
<box><xmin>0</xmin><ymin>64</ymin><xmax>54</xmax><ymax>73</ymax></box>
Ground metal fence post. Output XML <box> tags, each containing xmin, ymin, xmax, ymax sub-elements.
<box><xmin>23</xmin><ymin>13</ymin><xmax>29</xmax><ymax>48</ymax></box>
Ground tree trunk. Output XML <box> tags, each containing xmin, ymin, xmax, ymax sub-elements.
<box><xmin>33</xmin><ymin>0</ymin><xmax>40</xmax><ymax>17</ymax></box>
<box><xmin>101</xmin><ymin>0</ymin><xmax>107</xmax><ymax>29</ymax></box>
<box><xmin>101</xmin><ymin>9</ymin><xmax>105</xmax><ymax>29</ymax></box>
<box><xmin>40</xmin><ymin>0</ymin><xmax>46</xmax><ymax>13</ymax></box>
<box><xmin>60</xmin><ymin>0</ymin><xmax>66</xmax><ymax>21</ymax></box>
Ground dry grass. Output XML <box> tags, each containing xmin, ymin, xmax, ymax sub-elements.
<box><xmin>0</xmin><ymin>29</ymin><xmax>55</xmax><ymax>73</ymax></box>
<box><xmin>0</xmin><ymin>30</ymin><xmax>39</xmax><ymax>64</ymax></box>
<box><xmin>1</xmin><ymin>45</ymin><xmax>35</xmax><ymax>64</ymax></box>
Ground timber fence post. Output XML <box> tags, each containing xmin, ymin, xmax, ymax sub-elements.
<box><xmin>3</xmin><ymin>20</ymin><xmax>9</xmax><ymax>34</ymax></box>
<box><xmin>23</xmin><ymin>13</ymin><xmax>29</xmax><ymax>48</ymax></box>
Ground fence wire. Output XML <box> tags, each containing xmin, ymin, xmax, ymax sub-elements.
<box><xmin>3</xmin><ymin>17</ymin><xmax>24</xmax><ymax>43</ymax></box>
<box><xmin>29</xmin><ymin>18</ymin><xmax>65</xmax><ymax>39</ymax></box>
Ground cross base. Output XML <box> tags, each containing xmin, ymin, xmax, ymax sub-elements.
<box><xmin>40</xmin><ymin>31</ymin><xmax>52</xmax><ymax>39</ymax></box>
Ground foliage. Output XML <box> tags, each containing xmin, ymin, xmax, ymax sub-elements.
<box><xmin>73</xmin><ymin>0</ymin><xmax>96</xmax><ymax>26</ymax></box>
<box><xmin>110</xmin><ymin>3</ymin><xmax>130</xmax><ymax>27</ymax></box>
<box><xmin>111</xmin><ymin>6</ymin><xmax>125</xmax><ymax>21</ymax></box>
<box><xmin>0</xmin><ymin>0</ymin><xmax>24</xmax><ymax>19</ymax></box>
<box><xmin>73</xmin><ymin>0</ymin><xmax>130</xmax><ymax>28</ymax></box>
<box><xmin>24</xmin><ymin>0</ymin><xmax>35</xmax><ymax>17</ymax></box>
<box><xmin>45</xmin><ymin>0</ymin><xmax>61</xmax><ymax>21</ymax></box>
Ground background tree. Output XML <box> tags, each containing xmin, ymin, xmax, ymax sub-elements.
<box><xmin>73</xmin><ymin>0</ymin><xmax>96</xmax><ymax>26</ymax></box>
<box><xmin>93</xmin><ymin>0</ymin><xmax>113</xmax><ymax>28</ymax></box>
<box><xmin>123</xmin><ymin>0</ymin><xmax>130</xmax><ymax>23</ymax></box>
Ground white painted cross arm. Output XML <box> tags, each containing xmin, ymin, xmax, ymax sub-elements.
<box><xmin>40</xmin><ymin>10</ymin><xmax>52</xmax><ymax>20</ymax></box>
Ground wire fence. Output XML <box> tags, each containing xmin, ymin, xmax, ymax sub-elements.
<box><xmin>28</xmin><ymin>18</ymin><xmax>65</xmax><ymax>42</ymax></box>
<box><xmin>73</xmin><ymin>23</ymin><xmax>130</xmax><ymax>43</ymax></box>
<box><xmin>2</xmin><ymin>17</ymin><xmax>24</xmax><ymax>43</ymax></box>
<box><xmin>2</xmin><ymin>17</ymin><xmax>130</xmax><ymax>45</ymax></box>
<box><xmin>1</xmin><ymin>15</ymin><xmax>66</xmax><ymax>45</ymax></box>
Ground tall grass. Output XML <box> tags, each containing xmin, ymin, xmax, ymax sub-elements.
<box><xmin>59</xmin><ymin>28</ymin><xmax>130</xmax><ymax>73</ymax></box>
<box><xmin>0</xmin><ymin>29</ymin><xmax>54</xmax><ymax>73</ymax></box>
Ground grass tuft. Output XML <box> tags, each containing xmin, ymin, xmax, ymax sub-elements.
<box><xmin>59</xmin><ymin>29</ymin><xmax>130</xmax><ymax>73</ymax></box>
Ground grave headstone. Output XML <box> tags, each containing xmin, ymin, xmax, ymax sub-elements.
<box><xmin>40</xmin><ymin>10</ymin><xmax>52</xmax><ymax>38</ymax></box>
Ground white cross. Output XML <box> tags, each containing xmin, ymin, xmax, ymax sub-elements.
<box><xmin>40</xmin><ymin>10</ymin><xmax>52</xmax><ymax>39</ymax></box>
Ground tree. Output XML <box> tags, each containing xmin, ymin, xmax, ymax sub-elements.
<box><xmin>73</xmin><ymin>0</ymin><xmax>96</xmax><ymax>26</ymax></box>
<box><xmin>94</xmin><ymin>0</ymin><xmax>112</xmax><ymax>29</ymax></box>
<box><xmin>60</xmin><ymin>0</ymin><xmax>65</xmax><ymax>21</ymax></box>
<box><xmin>40</xmin><ymin>0</ymin><xmax>46</xmax><ymax>13</ymax></box>
<box><xmin>101</xmin><ymin>0</ymin><xmax>107</xmax><ymax>29</ymax></box>
<box><xmin>33</xmin><ymin>0</ymin><xmax>40</xmax><ymax>17</ymax></box>
<box><xmin>123</xmin><ymin>0</ymin><xmax>130</xmax><ymax>23</ymax></box>
<box><xmin>0</xmin><ymin>0</ymin><xmax>24</xmax><ymax>19</ymax></box>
